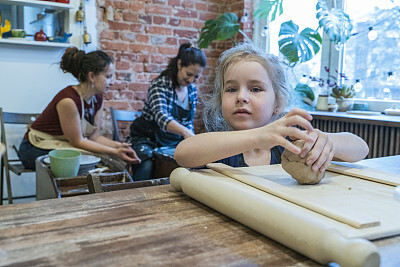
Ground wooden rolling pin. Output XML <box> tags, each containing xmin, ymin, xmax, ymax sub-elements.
<box><xmin>170</xmin><ymin>167</ymin><xmax>380</xmax><ymax>267</ymax></box>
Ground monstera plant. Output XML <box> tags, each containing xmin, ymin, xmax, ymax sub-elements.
<box><xmin>278</xmin><ymin>20</ymin><xmax>322</xmax><ymax>67</ymax></box>
<box><xmin>198</xmin><ymin>0</ymin><xmax>352</xmax><ymax>67</ymax></box>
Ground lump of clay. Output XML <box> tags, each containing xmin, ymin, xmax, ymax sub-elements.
<box><xmin>281</xmin><ymin>140</ymin><xmax>325</xmax><ymax>185</ymax></box>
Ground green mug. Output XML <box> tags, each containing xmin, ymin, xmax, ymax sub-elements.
<box><xmin>11</xmin><ymin>29</ymin><xmax>26</xmax><ymax>38</ymax></box>
<box><xmin>49</xmin><ymin>149</ymin><xmax>81</xmax><ymax>178</ymax></box>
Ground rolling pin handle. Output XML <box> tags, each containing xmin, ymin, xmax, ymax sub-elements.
<box><xmin>320</xmin><ymin>229</ymin><xmax>380</xmax><ymax>267</ymax></box>
<box><xmin>170</xmin><ymin>167</ymin><xmax>191</xmax><ymax>191</ymax></box>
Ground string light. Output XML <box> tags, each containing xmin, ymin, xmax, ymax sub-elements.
<box><xmin>354</xmin><ymin>79</ymin><xmax>363</xmax><ymax>92</ymax></box>
<box><xmin>260</xmin><ymin>25</ymin><xmax>268</xmax><ymax>37</ymax></box>
<box><xmin>383</xmin><ymin>87</ymin><xmax>392</xmax><ymax>99</ymax></box>
<box><xmin>300</xmin><ymin>74</ymin><xmax>308</xmax><ymax>84</ymax></box>
<box><xmin>240</xmin><ymin>13</ymin><xmax>249</xmax><ymax>23</ymax></box>
<box><xmin>367</xmin><ymin>27</ymin><xmax>378</xmax><ymax>40</ymax></box>
<box><xmin>335</xmin><ymin>42</ymin><xmax>343</xmax><ymax>51</ymax></box>
<box><xmin>308</xmin><ymin>6</ymin><xmax>400</xmax><ymax>99</ymax></box>
<box><xmin>339</xmin><ymin>7</ymin><xmax>400</xmax><ymax>89</ymax></box>
<box><xmin>386</xmin><ymin>71</ymin><xmax>396</xmax><ymax>86</ymax></box>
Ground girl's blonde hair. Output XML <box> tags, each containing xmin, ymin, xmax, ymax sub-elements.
<box><xmin>203</xmin><ymin>43</ymin><xmax>290</xmax><ymax>132</ymax></box>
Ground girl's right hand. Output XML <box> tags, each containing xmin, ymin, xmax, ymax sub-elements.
<box><xmin>115</xmin><ymin>147</ymin><xmax>141</xmax><ymax>164</ymax></box>
<box><xmin>258</xmin><ymin>108</ymin><xmax>314</xmax><ymax>154</ymax></box>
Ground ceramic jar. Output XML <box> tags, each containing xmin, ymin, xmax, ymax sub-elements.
<box><xmin>34</xmin><ymin>29</ymin><xmax>47</xmax><ymax>41</ymax></box>
<box><xmin>315</xmin><ymin>95</ymin><xmax>329</xmax><ymax>111</ymax></box>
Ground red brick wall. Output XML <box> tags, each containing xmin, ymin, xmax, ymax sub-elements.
<box><xmin>96</xmin><ymin>0</ymin><xmax>253</xmax><ymax>139</ymax></box>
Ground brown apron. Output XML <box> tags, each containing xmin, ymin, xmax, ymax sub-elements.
<box><xmin>28</xmin><ymin>95</ymin><xmax>96</xmax><ymax>152</ymax></box>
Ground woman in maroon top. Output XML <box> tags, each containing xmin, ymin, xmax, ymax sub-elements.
<box><xmin>18</xmin><ymin>47</ymin><xmax>140</xmax><ymax>169</ymax></box>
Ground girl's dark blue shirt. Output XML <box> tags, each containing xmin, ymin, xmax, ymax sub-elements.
<box><xmin>215</xmin><ymin>145</ymin><xmax>284</xmax><ymax>167</ymax></box>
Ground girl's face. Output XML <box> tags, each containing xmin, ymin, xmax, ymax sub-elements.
<box><xmin>221</xmin><ymin>59</ymin><xmax>277</xmax><ymax>131</ymax></box>
<box><xmin>177</xmin><ymin>60</ymin><xmax>204</xmax><ymax>87</ymax></box>
<box><xmin>92</xmin><ymin>63</ymin><xmax>114</xmax><ymax>94</ymax></box>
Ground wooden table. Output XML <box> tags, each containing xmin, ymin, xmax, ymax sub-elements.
<box><xmin>0</xmin><ymin>156</ymin><xmax>400</xmax><ymax>266</ymax></box>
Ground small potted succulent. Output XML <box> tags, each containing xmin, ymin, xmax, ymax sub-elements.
<box><xmin>330</xmin><ymin>85</ymin><xmax>355</xmax><ymax>111</ymax></box>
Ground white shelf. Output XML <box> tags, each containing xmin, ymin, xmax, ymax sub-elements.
<box><xmin>0</xmin><ymin>0</ymin><xmax>72</xmax><ymax>10</ymax></box>
<box><xmin>0</xmin><ymin>38</ymin><xmax>72</xmax><ymax>48</ymax></box>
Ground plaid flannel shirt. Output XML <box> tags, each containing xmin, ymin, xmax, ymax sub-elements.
<box><xmin>141</xmin><ymin>75</ymin><xmax>197</xmax><ymax>131</ymax></box>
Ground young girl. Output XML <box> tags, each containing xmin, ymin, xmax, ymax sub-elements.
<box><xmin>18</xmin><ymin>47</ymin><xmax>140</xmax><ymax>169</ymax></box>
<box><xmin>174</xmin><ymin>43</ymin><xmax>369</xmax><ymax>172</ymax></box>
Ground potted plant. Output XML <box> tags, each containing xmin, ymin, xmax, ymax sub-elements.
<box><xmin>330</xmin><ymin>84</ymin><xmax>355</xmax><ymax>111</ymax></box>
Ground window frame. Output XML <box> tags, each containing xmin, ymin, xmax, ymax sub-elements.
<box><xmin>252</xmin><ymin>0</ymin><xmax>400</xmax><ymax>111</ymax></box>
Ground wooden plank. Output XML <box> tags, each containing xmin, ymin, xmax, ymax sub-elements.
<box><xmin>207</xmin><ymin>163</ymin><xmax>380</xmax><ymax>229</ymax></box>
<box><xmin>327</xmin><ymin>162</ymin><xmax>400</xmax><ymax>186</ymax></box>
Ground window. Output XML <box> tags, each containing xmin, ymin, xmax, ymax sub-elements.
<box><xmin>343</xmin><ymin>0</ymin><xmax>400</xmax><ymax>101</ymax></box>
<box><xmin>254</xmin><ymin>0</ymin><xmax>322</xmax><ymax>103</ymax></box>
<box><xmin>252</xmin><ymin>0</ymin><xmax>400</xmax><ymax>108</ymax></box>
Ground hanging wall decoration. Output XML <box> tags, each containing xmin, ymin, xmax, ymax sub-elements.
<box><xmin>83</xmin><ymin>26</ymin><xmax>91</xmax><ymax>44</ymax></box>
<box><xmin>76</xmin><ymin>0</ymin><xmax>85</xmax><ymax>22</ymax></box>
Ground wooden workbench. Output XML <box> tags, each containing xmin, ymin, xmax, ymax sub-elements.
<box><xmin>0</xmin><ymin>156</ymin><xmax>399</xmax><ymax>266</ymax></box>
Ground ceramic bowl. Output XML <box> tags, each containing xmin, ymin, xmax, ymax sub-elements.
<box><xmin>49</xmin><ymin>149</ymin><xmax>81</xmax><ymax>178</ymax></box>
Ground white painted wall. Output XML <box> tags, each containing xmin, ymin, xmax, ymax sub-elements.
<box><xmin>0</xmin><ymin>0</ymin><xmax>97</xmax><ymax>201</ymax></box>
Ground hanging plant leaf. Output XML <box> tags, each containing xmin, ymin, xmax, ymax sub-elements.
<box><xmin>278</xmin><ymin>20</ymin><xmax>322</xmax><ymax>67</ymax></box>
<box><xmin>295</xmin><ymin>83</ymin><xmax>315</xmax><ymax>106</ymax></box>
<box><xmin>316</xmin><ymin>0</ymin><xmax>352</xmax><ymax>45</ymax></box>
<box><xmin>253</xmin><ymin>0</ymin><xmax>283</xmax><ymax>22</ymax></box>
<box><xmin>216</xmin><ymin>13</ymin><xmax>240</xmax><ymax>40</ymax></box>
<box><xmin>295</xmin><ymin>83</ymin><xmax>315</xmax><ymax>102</ymax></box>
<box><xmin>198</xmin><ymin>13</ymin><xmax>240</xmax><ymax>49</ymax></box>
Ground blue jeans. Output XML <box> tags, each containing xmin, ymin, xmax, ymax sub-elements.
<box><xmin>130</xmin><ymin>143</ymin><xmax>154</xmax><ymax>181</ymax></box>
<box><xmin>18</xmin><ymin>139</ymin><xmax>51</xmax><ymax>170</ymax></box>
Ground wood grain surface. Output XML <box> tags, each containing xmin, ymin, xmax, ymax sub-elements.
<box><xmin>0</xmin><ymin>156</ymin><xmax>399</xmax><ymax>266</ymax></box>
<box><xmin>0</xmin><ymin>186</ymin><xmax>320</xmax><ymax>266</ymax></box>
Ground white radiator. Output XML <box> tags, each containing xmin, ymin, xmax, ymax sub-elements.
<box><xmin>311</xmin><ymin>116</ymin><xmax>400</xmax><ymax>159</ymax></box>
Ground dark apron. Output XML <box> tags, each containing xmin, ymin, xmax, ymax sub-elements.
<box><xmin>155</xmin><ymin>90</ymin><xmax>194</xmax><ymax>147</ymax></box>
<box><xmin>129</xmin><ymin>89</ymin><xmax>194</xmax><ymax>148</ymax></box>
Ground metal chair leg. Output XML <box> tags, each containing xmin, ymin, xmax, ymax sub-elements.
<box><xmin>4</xmin><ymin>160</ymin><xmax>13</xmax><ymax>204</ymax></box>
<box><xmin>1</xmin><ymin>158</ymin><xmax>4</xmax><ymax>205</ymax></box>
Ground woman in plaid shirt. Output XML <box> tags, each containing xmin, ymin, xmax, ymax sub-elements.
<box><xmin>129</xmin><ymin>43</ymin><xmax>206</xmax><ymax>180</ymax></box>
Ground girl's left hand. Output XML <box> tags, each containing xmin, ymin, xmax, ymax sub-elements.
<box><xmin>300</xmin><ymin>129</ymin><xmax>335</xmax><ymax>173</ymax></box>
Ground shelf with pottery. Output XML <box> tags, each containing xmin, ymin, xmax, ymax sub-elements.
<box><xmin>0</xmin><ymin>0</ymin><xmax>72</xmax><ymax>10</ymax></box>
<box><xmin>0</xmin><ymin>0</ymin><xmax>74</xmax><ymax>48</ymax></box>
<box><xmin>0</xmin><ymin>37</ymin><xmax>71</xmax><ymax>47</ymax></box>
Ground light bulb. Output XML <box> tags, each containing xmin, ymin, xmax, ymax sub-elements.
<box><xmin>368</xmin><ymin>27</ymin><xmax>378</xmax><ymax>41</ymax></box>
<box><xmin>300</xmin><ymin>75</ymin><xmax>308</xmax><ymax>84</ymax></box>
<box><xmin>354</xmin><ymin>79</ymin><xmax>363</xmax><ymax>92</ymax></box>
<box><xmin>386</xmin><ymin>71</ymin><xmax>395</xmax><ymax>86</ymax></box>
<box><xmin>240</xmin><ymin>13</ymin><xmax>248</xmax><ymax>23</ymax></box>
<box><xmin>383</xmin><ymin>88</ymin><xmax>392</xmax><ymax>99</ymax></box>
<box><xmin>260</xmin><ymin>25</ymin><xmax>268</xmax><ymax>37</ymax></box>
<box><xmin>335</xmin><ymin>42</ymin><xmax>343</xmax><ymax>51</ymax></box>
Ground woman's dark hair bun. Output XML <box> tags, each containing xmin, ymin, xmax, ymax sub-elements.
<box><xmin>60</xmin><ymin>47</ymin><xmax>86</xmax><ymax>80</ymax></box>
<box><xmin>60</xmin><ymin>47</ymin><xmax>112</xmax><ymax>82</ymax></box>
